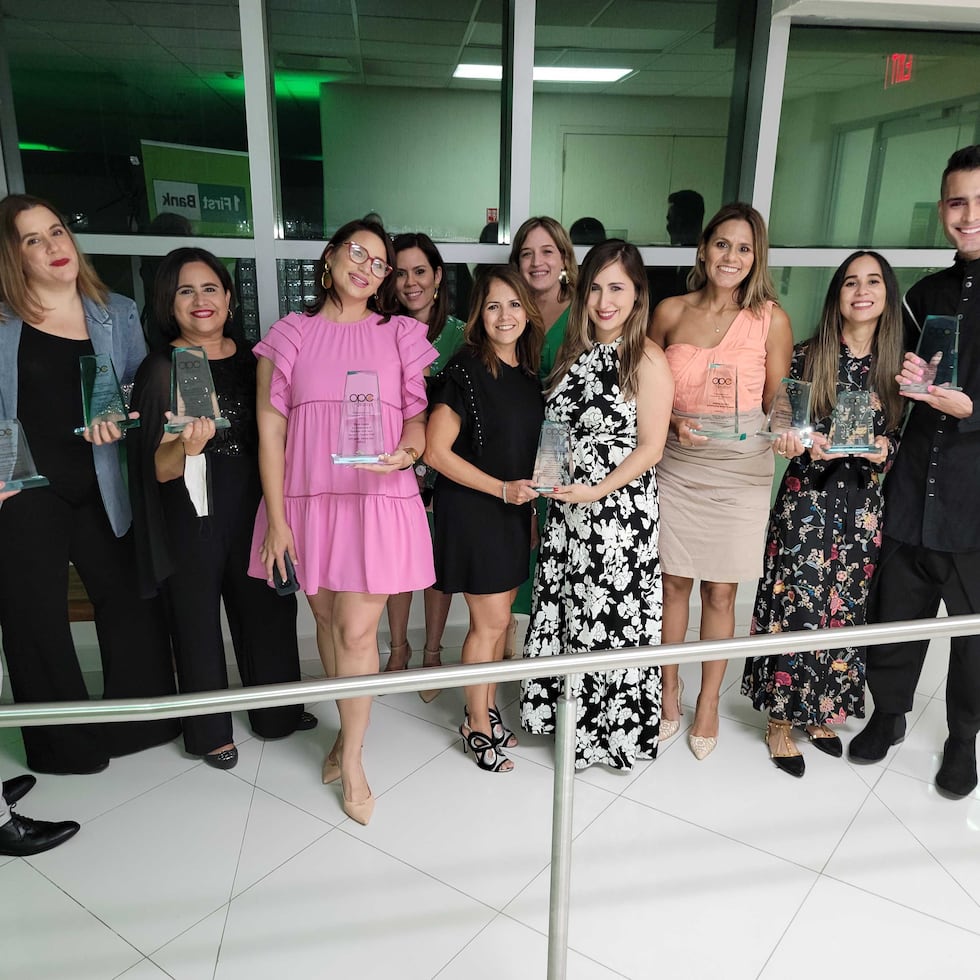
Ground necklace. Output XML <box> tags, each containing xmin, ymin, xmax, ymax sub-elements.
<box><xmin>709</xmin><ymin>304</ymin><xmax>739</xmax><ymax>334</ymax></box>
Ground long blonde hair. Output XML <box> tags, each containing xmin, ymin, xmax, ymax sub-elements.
<box><xmin>509</xmin><ymin>216</ymin><xmax>578</xmax><ymax>303</ymax></box>
<box><xmin>549</xmin><ymin>240</ymin><xmax>649</xmax><ymax>401</ymax></box>
<box><xmin>0</xmin><ymin>194</ymin><xmax>108</xmax><ymax>323</ymax></box>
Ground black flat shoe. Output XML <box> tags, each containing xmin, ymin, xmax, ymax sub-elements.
<box><xmin>296</xmin><ymin>711</ymin><xmax>318</xmax><ymax>731</ymax></box>
<box><xmin>203</xmin><ymin>747</ymin><xmax>239</xmax><ymax>770</ymax></box>
<box><xmin>807</xmin><ymin>725</ymin><xmax>843</xmax><ymax>758</ymax></box>
<box><xmin>2</xmin><ymin>774</ymin><xmax>37</xmax><ymax>806</ymax></box>
<box><xmin>0</xmin><ymin>812</ymin><xmax>80</xmax><ymax>856</ymax></box>
<box><xmin>848</xmin><ymin>711</ymin><xmax>906</xmax><ymax>764</ymax></box>
<box><xmin>935</xmin><ymin>736</ymin><xmax>978</xmax><ymax>799</ymax></box>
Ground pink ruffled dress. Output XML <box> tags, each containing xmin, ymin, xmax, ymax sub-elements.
<box><xmin>248</xmin><ymin>311</ymin><xmax>437</xmax><ymax>595</ymax></box>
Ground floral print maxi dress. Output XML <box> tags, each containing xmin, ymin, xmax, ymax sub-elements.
<box><xmin>519</xmin><ymin>340</ymin><xmax>663</xmax><ymax>769</ymax></box>
<box><xmin>741</xmin><ymin>342</ymin><xmax>898</xmax><ymax>726</ymax></box>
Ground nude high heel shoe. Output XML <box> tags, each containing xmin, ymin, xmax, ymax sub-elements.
<box><xmin>660</xmin><ymin>677</ymin><xmax>685</xmax><ymax>740</ymax></box>
<box><xmin>343</xmin><ymin>793</ymin><xmax>375</xmax><ymax>826</ymax></box>
<box><xmin>321</xmin><ymin>734</ymin><xmax>343</xmax><ymax>785</ymax></box>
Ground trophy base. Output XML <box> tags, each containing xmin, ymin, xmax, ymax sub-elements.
<box><xmin>531</xmin><ymin>485</ymin><xmax>558</xmax><ymax>493</ymax></box>
<box><xmin>74</xmin><ymin>417</ymin><xmax>141</xmax><ymax>436</ymax></box>
<box><xmin>824</xmin><ymin>444</ymin><xmax>876</xmax><ymax>455</ymax></box>
<box><xmin>899</xmin><ymin>383</ymin><xmax>963</xmax><ymax>394</ymax></box>
<box><xmin>164</xmin><ymin>417</ymin><xmax>232</xmax><ymax>434</ymax></box>
<box><xmin>700</xmin><ymin>430</ymin><xmax>748</xmax><ymax>441</ymax></box>
<box><xmin>756</xmin><ymin>428</ymin><xmax>813</xmax><ymax>447</ymax></box>
<box><xmin>1</xmin><ymin>474</ymin><xmax>50</xmax><ymax>491</ymax></box>
<box><xmin>332</xmin><ymin>454</ymin><xmax>386</xmax><ymax>465</ymax></box>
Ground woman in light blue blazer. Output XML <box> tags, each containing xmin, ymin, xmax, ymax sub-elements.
<box><xmin>0</xmin><ymin>194</ymin><xmax>178</xmax><ymax>774</ymax></box>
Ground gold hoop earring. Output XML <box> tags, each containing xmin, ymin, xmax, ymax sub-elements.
<box><xmin>321</xmin><ymin>264</ymin><xmax>332</xmax><ymax>290</ymax></box>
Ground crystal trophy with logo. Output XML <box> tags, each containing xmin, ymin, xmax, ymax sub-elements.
<box><xmin>75</xmin><ymin>354</ymin><xmax>140</xmax><ymax>435</ymax></box>
<box><xmin>825</xmin><ymin>389</ymin><xmax>877</xmax><ymax>454</ymax></box>
<box><xmin>332</xmin><ymin>370</ymin><xmax>385</xmax><ymax>464</ymax></box>
<box><xmin>0</xmin><ymin>419</ymin><xmax>49</xmax><ymax>490</ymax></box>
<box><xmin>165</xmin><ymin>346</ymin><xmax>231</xmax><ymax>433</ymax></box>
<box><xmin>900</xmin><ymin>315</ymin><xmax>961</xmax><ymax>393</ymax></box>
<box><xmin>698</xmin><ymin>362</ymin><xmax>746</xmax><ymax>440</ymax></box>
<box><xmin>757</xmin><ymin>378</ymin><xmax>813</xmax><ymax>446</ymax></box>
<box><xmin>531</xmin><ymin>420</ymin><xmax>571</xmax><ymax>492</ymax></box>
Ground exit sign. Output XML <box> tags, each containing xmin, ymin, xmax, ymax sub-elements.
<box><xmin>885</xmin><ymin>53</ymin><xmax>914</xmax><ymax>88</ymax></box>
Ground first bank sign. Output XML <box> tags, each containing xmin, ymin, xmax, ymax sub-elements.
<box><xmin>152</xmin><ymin>179</ymin><xmax>248</xmax><ymax>224</ymax></box>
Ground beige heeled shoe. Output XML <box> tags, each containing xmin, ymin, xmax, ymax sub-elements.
<box><xmin>343</xmin><ymin>792</ymin><xmax>375</xmax><ymax>826</ymax></box>
<box><xmin>321</xmin><ymin>734</ymin><xmax>343</xmax><ymax>785</ymax></box>
<box><xmin>419</xmin><ymin>646</ymin><xmax>442</xmax><ymax>703</ymax></box>
<box><xmin>660</xmin><ymin>677</ymin><xmax>685</xmax><ymax>740</ymax></box>
<box><xmin>688</xmin><ymin>733</ymin><xmax>717</xmax><ymax>760</ymax></box>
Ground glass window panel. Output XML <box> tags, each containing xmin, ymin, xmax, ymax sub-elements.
<box><xmin>770</xmin><ymin>26</ymin><xmax>980</xmax><ymax>248</ymax></box>
<box><xmin>530</xmin><ymin>0</ymin><xmax>748</xmax><ymax>245</ymax></box>
<box><xmin>268</xmin><ymin>0</ymin><xmax>502</xmax><ymax>242</ymax></box>
<box><xmin>4</xmin><ymin>0</ymin><xmax>249</xmax><ymax>237</ymax></box>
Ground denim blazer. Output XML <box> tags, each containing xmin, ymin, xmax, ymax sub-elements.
<box><xmin>0</xmin><ymin>293</ymin><xmax>147</xmax><ymax>536</ymax></box>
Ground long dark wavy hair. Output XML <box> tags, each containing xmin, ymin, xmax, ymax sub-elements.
<box><xmin>801</xmin><ymin>250</ymin><xmax>904</xmax><ymax>430</ymax></box>
<box><xmin>392</xmin><ymin>232</ymin><xmax>450</xmax><ymax>343</ymax></box>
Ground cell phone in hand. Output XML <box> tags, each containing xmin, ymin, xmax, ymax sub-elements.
<box><xmin>273</xmin><ymin>553</ymin><xmax>300</xmax><ymax>596</ymax></box>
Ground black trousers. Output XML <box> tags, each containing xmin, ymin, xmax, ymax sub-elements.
<box><xmin>0</xmin><ymin>486</ymin><xmax>179</xmax><ymax>774</ymax></box>
<box><xmin>867</xmin><ymin>536</ymin><xmax>980</xmax><ymax>739</ymax></box>
<box><xmin>162</xmin><ymin>461</ymin><xmax>302</xmax><ymax>756</ymax></box>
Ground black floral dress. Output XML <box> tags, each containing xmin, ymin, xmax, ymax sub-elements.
<box><xmin>519</xmin><ymin>340</ymin><xmax>663</xmax><ymax>769</ymax></box>
<box><xmin>741</xmin><ymin>341</ymin><xmax>899</xmax><ymax>726</ymax></box>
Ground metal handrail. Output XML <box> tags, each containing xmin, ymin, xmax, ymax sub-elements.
<box><xmin>1</xmin><ymin>612</ymin><xmax>976</xmax><ymax>980</ymax></box>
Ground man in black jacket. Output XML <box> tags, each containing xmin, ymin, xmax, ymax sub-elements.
<box><xmin>849</xmin><ymin>145</ymin><xmax>980</xmax><ymax>798</ymax></box>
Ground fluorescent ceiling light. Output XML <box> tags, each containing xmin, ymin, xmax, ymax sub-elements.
<box><xmin>454</xmin><ymin>64</ymin><xmax>631</xmax><ymax>83</ymax></box>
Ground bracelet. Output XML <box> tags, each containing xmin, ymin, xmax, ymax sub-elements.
<box><xmin>501</xmin><ymin>481</ymin><xmax>508</xmax><ymax>504</ymax></box>
<box><xmin>396</xmin><ymin>446</ymin><xmax>419</xmax><ymax>470</ymax></box>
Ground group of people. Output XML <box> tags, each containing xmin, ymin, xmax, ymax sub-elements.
<box><xmin>0</xmin><ymin>145</ymin><xmax>978</xmax><ymax>851</ymax></box>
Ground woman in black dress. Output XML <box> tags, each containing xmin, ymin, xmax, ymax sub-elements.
<box><xmin>0</xmin><ymin>193</ymin><xmax>178</xmax><ymax>775</ymax></box>
<box><xmin>426</xmin><ymin>266</ymin><xmax>545</xmax><ymax>772</ymax></box>
<box><xmin>741</xmin><ymin>251</ymin><xmax>904</xmax><ymax>776</ymax></box>
<box><xmin>129</xmin><ymin>247</ymin><xmax>314</xmax><ymax>769</ymax></box>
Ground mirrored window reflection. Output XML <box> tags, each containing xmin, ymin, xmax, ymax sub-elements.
<box><xmin>268</xmin><ymin>0</ymin><xmax>502</xmax><ymax>242</ymax></box>
<box><xmin>530</xmin><ymin>0</ymin><xmax>744</xmax><ymax>246</ymax></box>
<box><xmin>770</xmin><ymin>26</ymin><xmax>980</xmax><ymax>248</ymax></box>
<box><xmin>4</xmin><ymin>0</ymin><xmax>248</xmax><ymax>237</ymax></box>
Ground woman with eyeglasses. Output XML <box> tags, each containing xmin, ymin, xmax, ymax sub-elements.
<box><xmin>249</xmin><ymin>219</ymin><xmax>436</xmax><ymax>825</ymax></box>
<box><xmin>382</xmin><ymin>233</ymin><xmax>466</xmax><ymax>698</ymax></box>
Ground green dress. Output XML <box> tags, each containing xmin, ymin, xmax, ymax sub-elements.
<box><xmin>429</xmin><ymin>315</ymin><xmax>466</xmax><ymax>374</ymax></box>
<box><xmin>513</xmin><ymin>306</ymin><xmax>571</xmax><ymax>615</ymax></box>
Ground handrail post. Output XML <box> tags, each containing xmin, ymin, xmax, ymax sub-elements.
<box><xmin>547</xmin><ymin>673</ymin><xmax>578</xmax><ymax>980</ymax></box>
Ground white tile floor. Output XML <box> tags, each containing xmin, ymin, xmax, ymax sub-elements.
<box><xmin>1</xmin><ymin>618</ymin><xmax>979</xmax><ymax>980</ymax></box>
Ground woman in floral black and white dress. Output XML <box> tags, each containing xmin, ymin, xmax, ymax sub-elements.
<box><xmin>519</xmin><ymin>240</ymin><xmax>674</xmax><ymax>770</ymax></box>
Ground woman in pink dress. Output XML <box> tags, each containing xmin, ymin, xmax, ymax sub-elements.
<box><xmin>250</xmin><ymin>218</ymin><xmax>436</xmax><ymax>825</ymax></box>
<box><xmin>649</xmin><ymin>203</ymin><xmax>792</xmax><ymax>761</ymax></box>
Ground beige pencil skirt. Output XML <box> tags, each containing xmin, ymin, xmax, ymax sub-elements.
<box><xmin>656</xmin><ymin>410</ymin><xmax>773</xmax><ymax>583</ymax></box>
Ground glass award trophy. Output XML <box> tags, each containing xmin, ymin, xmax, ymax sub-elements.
<box><xmin>531</xmin><ymin>420</ymin><xmax>571</xmax><ymax>492</ymax></box>
<box><xmin>757</xmin><ymin>378</ymin><xmax>813</xmax><ymax>446</ymax></box>
<box><xmin>825</xmin><ymin>389</ymin><xmax>877</xmax><ymax>454</ymax></box>
<box><xmin>75</xmin><ymin>354</ymin><xmax>140</xmax><ymax>435</ymax></box>
<box><xmin>698</xmin><ymin>362</ymin><xmax>746</xmax><ymax>440</ymax></box>
<box><xmin>165</xmin><ymin>346</ymin><xmax>231</xmax><ymax>434</ymax></box>
<box><xmin>900</xmin><ymin>315</ymin><xmax>961</xmax><ymax>393</ymax></box>
<box><xmin>0</xmin><ymin>419</ymin><xmax>49</xmax><ymax>490</ymax></box>
<box><xmin>332</xmin><ymin>370</ymin><xmax>385</xmax><ymax>464</ymax></box>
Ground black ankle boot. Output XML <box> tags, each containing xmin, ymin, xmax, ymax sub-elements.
<box><xmin>848</xmin><ymin>711</ymin><xmax>906</xmax><ymax>763</ymax></box>
<box><xmin>935</xmin><ymin>736</ymin><xmax>978</xmax><ymax>798</ymax></box>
